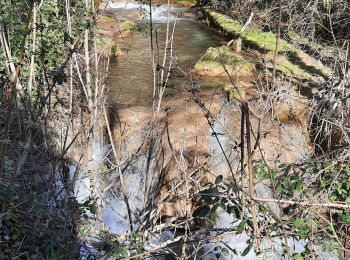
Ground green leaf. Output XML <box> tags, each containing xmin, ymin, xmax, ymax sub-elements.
<box><xmin>193</xmin><ymin>205</ymin><xmax>210</xmax><ymax>217</ymax></box>
<box><xmin>226</xmin><ymin>205</ymin><xmax>239</xmax><ymax>218</ymax></box>
<box><xmin>294</xmin><ymin>181</ymin><xmax>303</xmax><ymax>192</ymax></box>
<box><xmin>208</xmin><ymin>205</ymin><xmax>219</xmax><ymax>221</ymax></box>
<box><xmin>199</xmin><ymin>186</ymin><xmax>219</xmax><ymax>196</ymax></box>
<box><xmin>346</xmin><ymin>181</ymin><xmax>350</xmax><ymax>190</ymax></box>
<box><xmin>322</xmin><ymin>161</ymin><xmax>333</xmax><ymax>169</ymax></box>
<box><xmin>341</xmin><ymin>213</ymin><xmax>350</xmax><ymax>223</ymax></box>
<box><xmin>218</xmin><ymin>200</ymin><xmax>227</xmax><ymax>210</ymax></box>
<box><xmin>276</xmin><ymin>185</ymin><xmax>284</xmax><ymax>195</ymax></box>
<box><xmin>215</xmin><ymin>175</ymin><xmax>223</xmax><ymax>184</ymax></box>
<box><xmin>222</xmin><ymin>247</ymin><xmax>229</xmax><ymax>256</ymax></box>
<box><xmin>293</xmin><ymin>218</ymin><xmax>302</xmax><ymax>228</ymax></box>
<box><xmin>305</xmin><ymin>219</ymin><xmax>315</xmax><ymax>228</ymax></box>
<box><xmin>241</xmin><ymin>241</ymin><xmax>253</xmax><ymax>256</ymax></box>
<box><xmin>237</xmin><ymin>221</ymin><xmax>246</xmax><ymax>233</ymax></box>
<box><xmin>330</xmin><ymin>249</ymin><xmax>339</xmax><ymax>258</ymax></box>
<box><xmin>112</xmin><ymin>245</ymin><xmax>128</xmax><ymax>258</ymax></box>
<box><xmin>292</xmin><ymin>253</ymin><xmax>304</xmax><ymax>260</ymax></box>
<box><xmin>329</xmin><ymin>194</ymin><xmax>337</xmax><ymax>202</ymax></box>
<box><xmin>270</xmin><ymin>170</ymin><xmax>278</xmax><ymax>180</ymax></box>
<box><xmin>89</xmin><ymin>204</ymin><xmax>97</xmax><ymax>214</ymax></box>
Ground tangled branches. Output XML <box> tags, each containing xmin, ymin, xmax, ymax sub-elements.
<box><xmin>311</xmin><ymin>76</ymin><xmax>350</xmax><ymax>152</ymax></box>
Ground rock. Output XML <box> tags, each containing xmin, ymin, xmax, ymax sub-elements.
<box><xmin>272</xmin><ymin>89</ymin><xmax>309</xmax><ymax>124</ymax></box>
<box><xmin>201</xmin><ymin>8</ymin><xmax>333</xmax><ymax>83</ymax></box>
<box><xmin>264</xmin><ymin>53</ymin><xmax>318</xmax><ymax>82</ymax></box>
<box><xmin>223</xmin><ymin>81</ymin><xmax>254</xmax><ymax>101</ymax></box>
<box><xmin>294</xmin><ymin>50</ymin><xmax>332</xmax><ymax>78</ymax></box>
<box><xmin>119</xmin><ymin>20</ymin><xmax>135</xmax><ymax>32</ymax></box>
<box><xmin>193</xmin><ymin>46</ymin><xmax>254</xmax><ymax>78</ymax></box>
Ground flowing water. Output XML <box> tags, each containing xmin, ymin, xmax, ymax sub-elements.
<box><xmin>106</xmin><ymin>5</ymin><xmax>222</xmax><ymax>107</ymax></box>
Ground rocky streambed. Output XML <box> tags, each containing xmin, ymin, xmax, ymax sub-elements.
<box><xmin>75</xmin><ymin>1</ymin><xmax>338</xmax><ymax>259</ymax></box>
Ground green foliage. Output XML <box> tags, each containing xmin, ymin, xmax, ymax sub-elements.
<box><xmin>192</xmin><ymin>157</ymin><xmax>350</xmax><ymax>258</ymax></box>
<box><xmin>0</xmin><ymin>182</ymin><xmax>79</xmax><ymax>259</ymax></box>
<box><xmin>0</xmin><ymin>0</ymin><xmax>96</xmax><ymax>258</ymax></box>
<box><xmin>0</xmin><ymin>0</ymin><xmax>87</xmax><ymax>106</ymax></box>
<box><xmin>105</xmin><ymin>233</ymin><xmax>145</xmax><ymax>259</ymax></box>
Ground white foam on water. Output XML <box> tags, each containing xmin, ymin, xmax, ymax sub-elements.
<box><xmin>106</xmin><ymin>1</ymin><xmax>176</xmax><ymax>22</ymax></box>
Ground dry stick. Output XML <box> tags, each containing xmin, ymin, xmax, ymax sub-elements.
<box><xmin>272</xmin><ymin>0</ymin><xmax>282</xmax><ymax>86</ymax></box>
<box><xmin>73</xmin><ymin>54</ymin><xmax>90</xmax><ymax>104</ymax></box>
<box><xmin>240</xmin><ymin>103</ymin><xmax>246</xmax><ymax>218</ymax></box>
<box><xmin>66</xmin><ymin>0</ymin><xmax>73</xmax><ymax>114</ymax></box>
<box><xmin>103</xmin><ymin>107</ymin><xmax>134</xmax><ymax>232</ymax></box>
<box><xmin>149</xmin><ymin>0</ymin><xmax>157</xmax><ymax>103</ymax></box>
<box><xmin>255</xmin><ymin>198</ymin><xmax>350</xmax><ymax>209</ymax></box>
<box><xmin>28</xmin><ymin>2</ymin><xmax>37</xmax><ymax>98</ymax></box>
<box><xmin>0</xmin><ymin>4</ymin><xmax>33</xmax><ymax>171</ymax></box>
<box><xmin>84</xmin><ymin>0</ymin><xmax>93</xmax><ymax>110</ymax></box>
<box><xmin>244</xmin><ymin>102</ymin><xmax>260</xmax><ymax>249</ymax></box>
<box><xmin>156</xmin><ymin>0</ymin><xmax>171</xmax><ymax>116</ymax></box>
<box><xmin>248</xmin><ymin>108</ymin><xmax>291</xmax><ymax>259</ymax></box>
<box><xmin>123</xmin><ymin>229</ymin><xmax>238</xmax><ymax>260</ymax></box>
<box><xmin>17</xmin><ymin>1</ymin><xmax>41</xmax><ymax>175</ymax></box>
<box><xmin>164</xmin><ymin>16</ymin><xmax>177</xmax><ymax>88</ymax></box>
<box><xmin>92</xmin><ymin>0</ymin><xmax>101</xmax><ymax>119</ymax></box>
<box><xmin>12</xmin><ymin>1</ymin><xmax>34</xmax><ymax>97</ymax></box>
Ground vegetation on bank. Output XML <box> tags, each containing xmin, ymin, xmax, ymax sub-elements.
<box><xmin>1</xmin><ymin>0</ymin><xmax>350</xmax><ymax>259</ymax></box>
<box><xmin>200</xmin><ymin>8</ymin><xmax>332</xmax><ymax>82</ymax></box>
<box><xmin>0</xmin><ymin>0</ymin><xmax>106</xmax><ymax>258</ymax></box>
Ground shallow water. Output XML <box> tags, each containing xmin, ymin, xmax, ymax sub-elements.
<box><xmin>107</xmin><ymin>11</ymin><xmax>222</xmax><ymax>107</ymax></box>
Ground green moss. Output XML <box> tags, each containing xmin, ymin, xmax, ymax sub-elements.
<box><xmin>194</xmin><ymin>46</ymin><xmax>254</xmax><ymax>76</ymax></box>
<box><xmin>274</xmin><ymin>55</ymin><xmax>317</xmax><ymax>82</ymax></box>
<box><xmin>205</xmin><ymin>9</ymin><xmax>293</xmax><ymax>53</ymax></box>
<box><xmin>242</xmin><ymin>31</ymin><xmax>292</xmax><ymax>53</ymax></box>
<box><xmin>176</xmin><ymin>0</ymin><xmax>196</xmax><ymax>6</ymax></box>
<box><xmin>202</xmin><ymin>8</ymin><xmax>330</xmax><ymax>82</ymax></box>
<box><xmin>153</xmin><ymin>0</ymin><xmax>196</xmax><ymax>7</ymax></box>
<box><xmin>207</xmin><ymin>10</ymin><xmax>241</xmax><ymax>33</ymax></box>
<box><xmin>120</xmin><ymin>20</ymin><xmax>135</xmax><ymax>32</ymax></box>
<box><xmin>201</xmin><ymin>46</ymin><xmax>253</xmax><ymax>69</ymax></box>
<box><xmin>100</xmin><ymin>15</ymin><xmax>114</xmax><ymax>24</ymax></box>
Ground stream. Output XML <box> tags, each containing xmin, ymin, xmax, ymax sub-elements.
<box><xmin>82</xmin><ymin>2</ymin><xmax>335</xmax><ymax>260</ymax></box>
<box><xmin>106</xmin><ymin>3</ymin><xmax>222</xmax><ymax>107</ymax></box>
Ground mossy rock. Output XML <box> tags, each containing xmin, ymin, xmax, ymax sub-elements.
<box><xmin>153</xmin><ymin>0</ymin><xmax>196</xmax><ymax>7</ymax></box>
<box><xmin>202</xmin><ymin>8</ymin><xmax>332</xmax><ymax>82</ymax></box>
<box><xmin>203</xmin><ymin>9</ymin><xmax>291</xmax><ymax>53</ymax></box>
<box><xmin>99</xmin><ymin>15</ymin><xmax>115</xmax><ymax>25</ymax></box>
<box><xmin>120</xmin><ymin>20</ymin><xmax>135</xmax><ymax>32</ymax></box>
<box><xmin>264</xmin><ymin>53</ymin><xmax>318</xmax><ymax>82</ymax></box>
<box><xmin>293</xmin><ymin>50</ymin><xmax>332</xmax><ymax>78</ymax></box>
<box><xmin>174</xmin><ymin>0</ymin><xmax>196</xmax><ymax>7</ymax></box>
<box><xmin>193</xmin><ymin>46</ymin><xmax>254</xmax><ymax>77</ymax></box>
